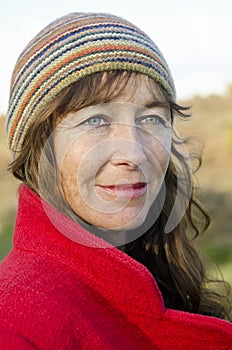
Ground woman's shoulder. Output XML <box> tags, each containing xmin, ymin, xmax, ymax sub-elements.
<box><xmin>0</xmin><ymin>248</ymin><xmax>91</xmax><ymax>349</ymax></box>
<box><xmin>0</xmin><ymin>247</ymin><xmax>88</xmax><ymax>305</ymax></box>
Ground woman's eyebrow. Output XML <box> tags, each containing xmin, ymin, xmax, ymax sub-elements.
<box><xmin>143</xmin><ymin>101</ymin><xmax>171</xmax><ymax>121</ymax></box>
<box><xmin>144</xmin><ymin>101</ymin><xmax>169</xmax><ymax>109</ymax></box>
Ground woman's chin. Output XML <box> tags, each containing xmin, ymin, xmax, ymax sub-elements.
<box><xmin>94</xmin><ymin>209</ymin><xmax>148</xmax><ymax>232</ymax></box>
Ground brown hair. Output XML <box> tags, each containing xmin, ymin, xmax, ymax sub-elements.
<box><xmin>9</xmin><ymin>71</ymin><xmax>231</xmax><ymax>320</ymax></box>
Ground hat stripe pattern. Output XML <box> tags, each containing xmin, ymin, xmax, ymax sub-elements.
<box><xmin>6</xmin><ymin>13</ymin><xmax>176</xmax><ymax>152</ymax></box>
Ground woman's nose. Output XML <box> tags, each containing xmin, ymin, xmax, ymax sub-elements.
<box><xmin>110</xmin><ymin>123</ymin><xmax>146</xmax><ymax>168</ymax></box>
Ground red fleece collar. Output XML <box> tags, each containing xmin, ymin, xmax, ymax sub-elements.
<box><xmin>13</xmin><ymin>184</ymin><xmax>232</xmax><ymax>349</ymax></box>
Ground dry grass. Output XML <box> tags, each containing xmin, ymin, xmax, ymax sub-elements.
<box><xmin>176</xmin><ymin>92</ymin><xmax>232</xmax><ymax>191</ymax></box>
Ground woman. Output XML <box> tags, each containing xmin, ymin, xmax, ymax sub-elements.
<box><xmin>0</xmin><ymin>12</ymin><xmax>231</xmax><ymax>349</ymax></box>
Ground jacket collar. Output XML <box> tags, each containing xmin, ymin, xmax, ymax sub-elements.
<box><xmin>13</xmin><ymin>184</ymin><xmax>232</xmax><ymax>348</ymax></box>
<box><xmin>14</xmin><ymin>185</ymin><xmax>165</xmax><ymax>316</ymax></box>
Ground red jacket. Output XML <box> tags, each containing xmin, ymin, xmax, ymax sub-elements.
<box><xmin>0</xmin><ymin>185</ymin><xmax>231</xmax><ymax>349</ymax></box>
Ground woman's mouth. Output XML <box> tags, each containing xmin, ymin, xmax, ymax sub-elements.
<box><xmin>97</xmin><ymin>182</ymin><xmax>147</xmax><ymax>199</ymax></box>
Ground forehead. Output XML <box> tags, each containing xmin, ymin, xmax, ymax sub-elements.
<box><xmin>110</xmin><ymin>74</ymin><xmax>167</xmax><ymax>106</ymax></box>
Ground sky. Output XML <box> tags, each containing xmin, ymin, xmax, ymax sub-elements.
<box><xmin>1</xmin><ymin>0</ymin><xmax>232</xmax><ymax>113</ymax></box>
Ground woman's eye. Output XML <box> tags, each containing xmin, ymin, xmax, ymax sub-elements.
<box><xmin>138</xmin><ymin>115</ymin><xmax>166</xmax><ymax>126</ymax></box>
<box><xmin>83</xmin><ymin>116</ymin><xmax>108</xmax><ymax>127</ymax></box>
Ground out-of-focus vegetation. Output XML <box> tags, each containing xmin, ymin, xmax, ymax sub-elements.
<box><xmin>0</xmin><ymin>116</ymin><xmax>19</xmax><ymax>257</ymax></box>
<box><xmin>0</xmin><ymin>88</ymin><xmax>231</xmax><ymax>290</ymax></box>
<box><xmin>176</xmin><ymin>88</ymin><xmax>232</xmax><ymax>288</ymax></box>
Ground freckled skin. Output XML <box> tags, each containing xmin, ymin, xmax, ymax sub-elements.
<box><xmin>54</xmin><ymin>76</ymin><xmax>172</xmax><ymax>231</ymax></box>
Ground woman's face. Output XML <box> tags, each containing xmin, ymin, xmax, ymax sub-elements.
<box><xmin>53</xmin><ymin>75</ymin><xmax>172</xmax><ymax>231</ymax></box>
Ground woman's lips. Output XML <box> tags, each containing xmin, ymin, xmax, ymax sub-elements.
<box><xmin>97</xmin><ymin>183</ymin><xmax>147</xmax><ymax>199</ymax></box>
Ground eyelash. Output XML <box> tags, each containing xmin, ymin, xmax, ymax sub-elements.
<box><xmin>136</xmin><ymin>115</ymin><xmax>167</xmax><ymax>126</ymax></box>
<box><xmin>82</xmin><ymin>115</ymin><xmax>109</xmax><ymax>127</ymax></box>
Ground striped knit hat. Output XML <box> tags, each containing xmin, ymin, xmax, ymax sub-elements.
<box><xmin>6</xmin><ymin>12</ymin><xmax>176</xmax><ymax>152</ymax></box>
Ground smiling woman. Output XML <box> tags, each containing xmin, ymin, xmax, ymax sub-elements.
<box><xmin>52</xmin><ymin>75</ymin><xmax>172</xmax><ymax>232</ymax></box>
<box><xmin>0</xmin><ymin>12</ymin><xmax>231</xmax><ymax>350</ymax></box>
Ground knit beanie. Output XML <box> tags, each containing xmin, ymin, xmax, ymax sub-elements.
<box><xmin>6</xmin><ymin>12</ymin><xmax>176</xmax><ymax>152</ymax></box>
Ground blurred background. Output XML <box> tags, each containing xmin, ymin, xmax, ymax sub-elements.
<box><xmin>0</xmin><ymin>0</ymin><xmax>231</xmax><ymax>292</ymax></box>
